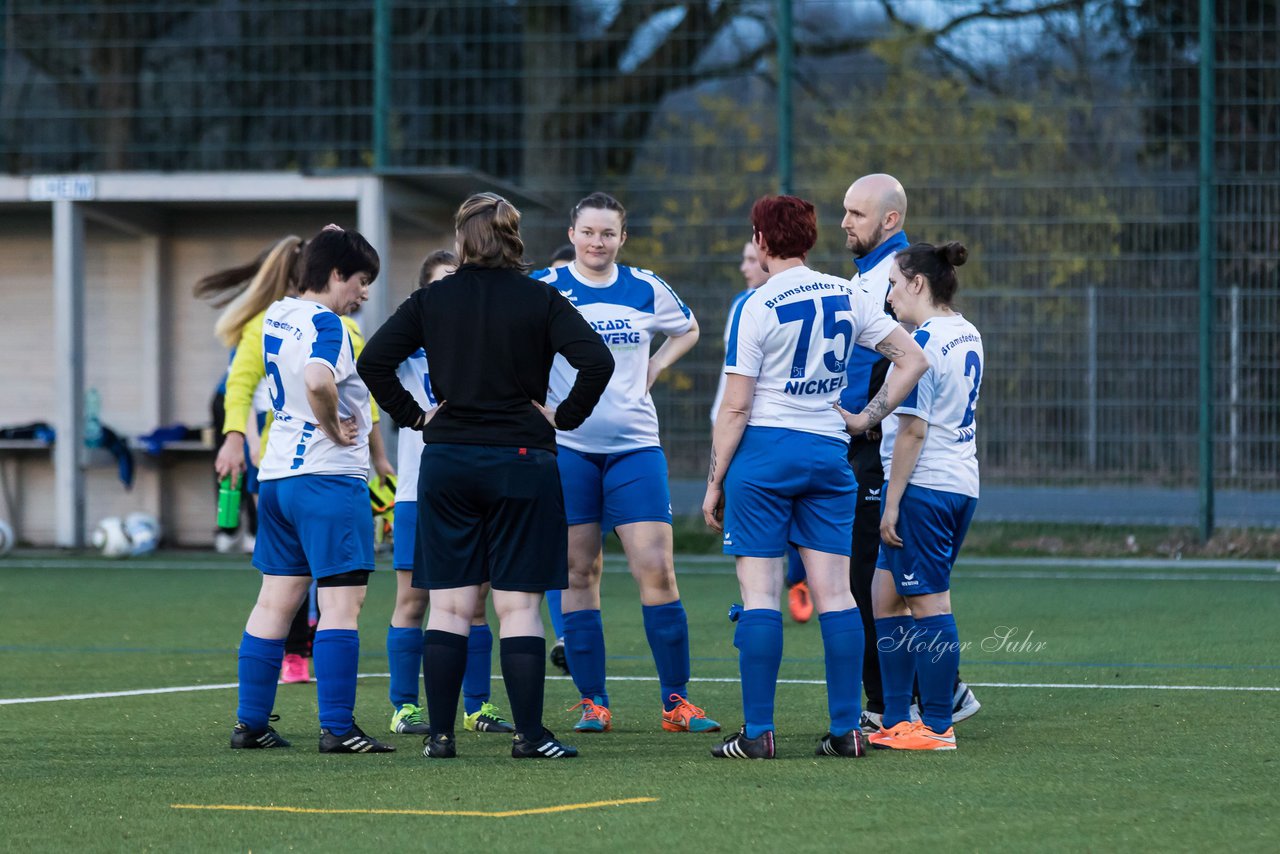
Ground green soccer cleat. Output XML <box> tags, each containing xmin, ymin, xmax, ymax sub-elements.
<box><xmin>390</xmin><ymin>703</ymin><xmax>431</xmax><ymax>735</ymax></box>
<box><xmin>464</xmin><ymin>701</ymin><xmax>515</xmax><ymax>733</ymax></box>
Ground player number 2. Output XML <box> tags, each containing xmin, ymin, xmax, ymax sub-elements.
<box><xmin>959</xmin><ymin>350</ymin><xmax>982</xmax><ymax>428</ymax></box>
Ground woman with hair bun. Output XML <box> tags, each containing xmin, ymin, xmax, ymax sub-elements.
<box><xmin>359</xmin><ymin>193</ymin><xmax>614</xmax><ymax>760</ymax></box>
<box><xmin>381</xmin><ymin>248</ymin><xmax>517</xmax><ymax>739</ymax></box>
<box><xmin>852</xmin><ymin>241</ymin><xmax>985</xmax><ymax>752</ymax></box>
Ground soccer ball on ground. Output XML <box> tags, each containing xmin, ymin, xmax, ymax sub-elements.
<box><xmin>92</xmin><ymin>517</ymin><xmax>132</xmax><ymax>558</ymax></box>
<box><xmin>123</xmin><ymin>512</ymin><xmax>161</xmax><ymax>556</ymax></box>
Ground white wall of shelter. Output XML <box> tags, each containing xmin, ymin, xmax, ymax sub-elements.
<box><xmin>0</xmin><ymin>170</ymin><xmax>538</xmax><ymax>548</ymax></box>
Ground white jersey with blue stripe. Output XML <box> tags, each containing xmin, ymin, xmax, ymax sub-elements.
<box><xmin>538</xmin><ymin>262</ymin><xmax>693</xmax><ymax>454</ymax></box>
<box><xmin>257</xmin><ymin>297</ymin><xmax>371</xmax><ymax>481</ymax></box>
<box><xmin>880</xmin><ymin>314</ymin><xmax>983</xmax><ymax>498</ymax></box>
<box><xmin>393</xmin><ymin>348</ymin><xmax>435</xmax><ymax>501</ymax></box>
<box><xmin>711</xmin><ymin>287</ymin><xmax>755</xmax><ymax>424</ymax></box>
<box><xmin>725</xmin><ymin>264</ymin><xmax>899</xmax><ymax>441</ymax></box>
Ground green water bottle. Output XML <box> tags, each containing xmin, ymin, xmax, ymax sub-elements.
<box><xmin>217</xmin><ymin>475</ymin><xmax>241</xmax><ymax>529</ymax></box>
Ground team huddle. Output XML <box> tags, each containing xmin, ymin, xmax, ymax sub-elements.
<box><xmin>212</xmin><ymin>172</ymin><xmax>984</xmax><ymax>760</ymax></box>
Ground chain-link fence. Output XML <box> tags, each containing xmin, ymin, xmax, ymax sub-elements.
<box><xmin>2</xmin><ymin>1</ymin><xmax>1276</xmax><ymax>493</ymax></box>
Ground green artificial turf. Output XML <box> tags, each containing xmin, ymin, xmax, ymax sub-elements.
<box><xmin>1</xmin><ymin>553</ymin><xmax>1276</xmax><ymax>852</ymax></box>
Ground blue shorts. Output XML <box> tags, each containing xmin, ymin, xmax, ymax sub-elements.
<box><xmin>722</xmin><ymin>426</ymin><xmax>855</xmax><ymax>557</ymax></box>
<box><xmin>255</xmin><ymin>475</ymin><xmax>375</xmax><ymax>579</ymax></box>
<box><xmin>557</xmin><ymin>445</ymin><xmax>672</xmax><ymax>529</ymax></box>
<box><xmin>393</xmin><ymin>501</ymin><xmax>417</xmax><ymax>571</ymax></box>
<box><xmin>877</xmin><ymin>484</ymin><xmax>977</xmax><ymax>595</ymax></box>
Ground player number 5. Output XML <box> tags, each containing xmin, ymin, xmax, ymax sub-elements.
<box><xmin>263</xmin><ymin>334</ymin><xmax>286</xmax><ymax>410</ymax></box>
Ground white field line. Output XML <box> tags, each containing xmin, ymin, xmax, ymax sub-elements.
<box><xmin>3</xmin><ymin>673</ymin><xmax>1277</xmax><ymax>706</ymax></box>
<box><xmin>956</xmin><ymin>570</ymin><xmax>1279</xmax><ymax>582</ymax></box>
<box><xmin>4</xmin><ymin>555</ymin><xmax>1279</xmax><ymax>574</ymax></box>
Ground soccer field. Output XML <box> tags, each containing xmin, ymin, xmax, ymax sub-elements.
<box><xmin>2</xmin><ymin>552</ymin><xmax>1277</xmax><ymax>852</ymax></box>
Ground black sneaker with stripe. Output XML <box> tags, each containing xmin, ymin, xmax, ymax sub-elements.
<box><xmin>816</xmin><ymin>729</ymin><xmax>867</xmax><ymax>757</ymax></box>
<box><xmin>230</xmin><ymin>717</ymin><xmax>291</xmax><ymax>749</ymax></box>
<box><xmin>711</xmin><ymin>727</ymin><xmax>775</xmax><ymax>759</ymax></box>
<box><xmin>422</xmin><ymin>732</ymin><xmax>457</xmax><ymax>759</ymax></box>
<box><xmin>318</xmin><ymin>723</ymin><xmax>396</xmax><ymax>754</ymax></box>
<box><xmin>511</xmin><ymin>728</ymin><xmax>578</xmax><ymax>759</ymax></box>
<box><xmin>549</xmin><ymin>638</ymin><xmax>570</xmax><ymax>675</ymax></box>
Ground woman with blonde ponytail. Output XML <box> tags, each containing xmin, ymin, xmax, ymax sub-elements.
<box><xmin>196</xmin><ymin>236</ymin><xmax>305</xmax><ymax>553</ymax></box>
<box><xmin>206</xmin><ymin>236</ymin><xmax>305</xmax><ymax>348</ymax></box>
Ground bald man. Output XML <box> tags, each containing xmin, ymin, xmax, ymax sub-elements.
<box><xmin>838</xmin><ymin>173</ymin><xmax>980</xmax><ymax>731</ymax></box>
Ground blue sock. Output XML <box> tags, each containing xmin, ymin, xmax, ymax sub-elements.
<box><xmin>785</xmin><ymin>546</ymin><xmax>807</xmax><ymax>586</ymax></box>
<box><xmin>563</xmin><ymin>609</ymin><xmax>608</xmax><ymax>706</ymax></box>
<box><xmin>734</xmin><ymin>609</ymin><xmax>783</xmax><ymax>739</ymax></box>
<box><xmin>642</xmin><ymin>600</ymin><xmax>691</xmax><ymax>711</ymax></box>
<box><xmin>546</xmin><ymin>588</ymin><xmax>566</xmax><ymax>640</ymax></box>
<box><xmin>236</xmin><ymin>632</ymin><xmax>285</xmax><ymax>731</ymax></box>
<box><xmin>914</xmin><ymin>614</ymin><xmax>960</xmax><ymax>732</ymax></box>
<box><xmin>819</xmin><ymin>608</ymin><xmax>864</xmax><ymax>735</ymax></box>
<box><xmin>463</xmin><ymin>623</ymin><xmax>493</xmax><ymax>715</ymax></box>
<box><xmin>385</xmin><ymin>626</ymin><xmax>423</xmax><ymax>710</ymax></box>
<box><xmin>313</xmin><ymin>628</ymin><xmax>360</xmax><ymax>734</ymax></box>
<box><xmin>876</xmin><ymin>615</ymin><xmax>918</xmax><ymax>727</ymax></box>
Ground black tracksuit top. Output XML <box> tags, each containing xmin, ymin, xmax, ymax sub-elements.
<box><xmin>357</xmin><ymin>264</ymin><xmax>615</xmax><ymax>453</ymax></box>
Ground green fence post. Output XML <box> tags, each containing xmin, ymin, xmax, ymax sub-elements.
<box><xmin>776</xmin><ymin>0</ymin><xmax>793</xmax><ymax>195</ymax></box>
<box><xmin>373</xmin><ymin>0</ymin><xmax>390</xmax><ymax>170</ymax></box>
<box><xmin>1197</xmin><ymin>0</ymin><xmax>1215</xmax><ymax>541</ymax></box>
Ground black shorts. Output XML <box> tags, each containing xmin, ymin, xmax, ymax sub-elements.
<box><xmin>414</xmin><ymin>443</ymin><xmax>568</xmax><ymax>592</ymax></box>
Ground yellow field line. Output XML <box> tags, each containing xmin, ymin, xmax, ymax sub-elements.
<box><xmin>171</xmin><ymin>797</ymin><xmax>657</xmax><ymax>819</ymax></box>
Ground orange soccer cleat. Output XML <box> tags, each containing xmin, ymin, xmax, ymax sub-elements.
<box><xmin>569</xmin><ymin>697</ymin><xmax>613</xmax><ymax>733</ymax></box>
<box><xmin>661</xmin><ymin>694</ymin><xmax>721</xmax><ymax>733</ymax></box>
<box><xmin>788</xmin><ymin>581</ymin><xmax>814</xmax><ymax>623</ymax></box>
<box><xmin>868</xmin><ymin>719</ymin><xmax>919</xmax><ymax>748</ymax></box>
<box><xmin>878</xmin><ymin>723</ymin><xmax>956</xmax><ymax>751</ymax></box>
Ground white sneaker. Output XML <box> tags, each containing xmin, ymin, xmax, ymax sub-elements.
<box><xmin>952</xmin><ymin>682</ymin><xmax>982</xmax><ymax>724</ymax></box>
<box><xmin>240</xmin><ymin>532</ymin><xmax>256</xmax><ymax>553</ymax></box>
<box><xmin>214</xmin><ymin>530</ymin><xmax>241</xmax><ymax>554</ymax></box>
<box><xmin>859</xmin><ymin>711</ymin><xmax>883</xmax><ymax>732</ymax></box>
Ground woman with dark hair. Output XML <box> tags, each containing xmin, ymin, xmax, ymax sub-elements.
<box><xmin>200</xmin><ymin>234</ymin><xmax>393</xmax><ymax>684</ymax></box>
<box><xmin>856</xmin><ymin>242</ymin><xmax>984</xmax><ymax>752</ymax></box>
<box><xmin>359</xmin><ymin>193</ymin><xmax>613</xmax><ymax>760</ymax></box>
<box><xmin>229</xmin><ymin>224</ymin><xmax>395</xmax><ymax>754</ymax></box>
<box><xmin>703</xmin><ymin>195</ymin><xmax>926</xmax><ymax>759</ymax></box>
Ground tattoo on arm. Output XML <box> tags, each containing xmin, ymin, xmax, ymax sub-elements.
<box><xmin>707</xmin><ymin>449</ymin><xmax>717</xmax><ymax>483</ymax></box>
<box><xmin>861</xmin><ymin>385</ymin><xmax>891</xmax><ymax>427</ymax></box>
<box><xmin>875</xmin><ymin>340</ymin><xmax>906</xmax><ymax>359</ymax></box>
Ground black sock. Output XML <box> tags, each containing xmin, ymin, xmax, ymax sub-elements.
<box><xmin>500</xmin><ymin>635</ymin><xmax>546</xmax><ymax>740</ymax></box>
<box><xmin>284</xmin><ymin>601</ymin><xmax>311</xmax><ymax>656</ymax></box>
<box><xmin>422</xmin><ymin>630</ymin><xmax>468</xmax><ymax>737</ymax></box>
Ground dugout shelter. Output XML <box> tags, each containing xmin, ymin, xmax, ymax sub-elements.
<box><xmin>0</xmin><ymin>169</ymin><xmax>546</xmax><ymax>548</ymax></box>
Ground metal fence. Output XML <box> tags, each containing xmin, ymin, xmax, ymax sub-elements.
<box><xmin>2</xmin><ymin>0</ymin><xmax>1277</xmax><ymax>493</ymax></box>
